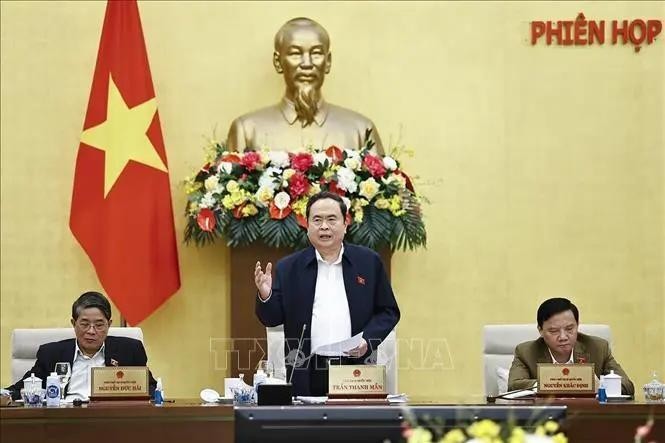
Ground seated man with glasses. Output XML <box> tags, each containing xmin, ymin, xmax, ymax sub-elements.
<box><xmin>6</xmin><ymin>291</ymin><xmax>157</xmax><ymax>400</ymax></box>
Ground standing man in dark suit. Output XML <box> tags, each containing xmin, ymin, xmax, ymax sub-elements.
<box><xmin>254</xmin><ymin>191</ymin><xmax>400</xmax><ymax>396</ymax></box>
<box><xmin>6</xmin><ymin>291</ymin><xmax>157</xmax><ymax>400</ymax></box>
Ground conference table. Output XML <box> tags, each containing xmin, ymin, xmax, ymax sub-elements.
<box><xmin>1</xmin><ymin>395</ymin><xmax>663</xmax><ymax>442</ymax></box>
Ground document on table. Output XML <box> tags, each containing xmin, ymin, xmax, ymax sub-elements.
<box><xmin>312</xmin><ymin>332</ymin><xmax>364</xmax><ymax>357</ymax></box>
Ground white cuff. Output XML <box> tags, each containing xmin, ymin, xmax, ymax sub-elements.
<box><xmin>258</xmin><ymin>290</ymin><xmax>272</xmax><ymax>303</ymax></box>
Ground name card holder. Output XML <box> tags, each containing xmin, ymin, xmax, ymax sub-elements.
<box><xmin>537</xmin><ymin>363</ymin><xmax>596</xmax><ymax>397</ymax></box>
<box><xmin>89</xmin><ymin>366</ymin><xmax>151</xmax><ymax>402</ymax></box>
<box><xmin>327</xmin><ymin>365</ymin><xmax>387</xmax><ymax>402</ymax></box>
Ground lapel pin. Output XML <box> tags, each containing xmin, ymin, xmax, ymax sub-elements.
<box><xmin>110</xmin><ymin>358</ymin><xmax>119</xmax><ymax>367</ymax></box>
<box><xmin>356</xmin><ymin>275</ymin><xmax>365</xmax><ymax>285</ymax></box>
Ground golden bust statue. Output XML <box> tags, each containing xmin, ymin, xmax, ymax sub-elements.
<box><xmin>226</xmin><ymin>17</ymin><xmax>384</xmax><ymax>154</ymax></box>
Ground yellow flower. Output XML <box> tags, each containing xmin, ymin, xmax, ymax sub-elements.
<box><xmin>440</xmin><ymin>428</ymin><xmax>466</xmax><ymax>443</ymax></box>
<box><xmin>183</xmin><ymin>177</ymin><xmax>202</xmax><ymax>195</ymax></box>
<box><xmin>241</xmin><ymin>204</ymin><xmax>258</xmax><ymax>217</ymax></box>
<box><xmin>283</xmin><ymin>168</ymin><xmax>296</xmax><ymax>180</ymax></box>
<box><xmin>534</xmin><ymin>426</ymin><xmax>546</xmax><ymax>436</ymax></box>
<box><xmin>508</xmin><ymin>427</ymin><xmax>526</xmax><ymax>443</ymax></box>
<box><xmin>389</xmin><ymin>195</ymin><xmax>406</xmax><ymax>217</ymax></box>
<box><xmin>359</xmin><ymin>177</ymin><xmax>380</xmax><ymax>200</ymax></box>
<box><xmin>375</xmin><ymin>198</ymin><xmax>390</xmax><ymax>210</ymax></box>
<box><xmin>187</xmin><ymin>201</ymin><xmax>198</xmax><ymax>215</ymax></box>
<box><xmin>467</xmin><ymin>419</ymin><xmax>501</xmax><ymax>438</ymax></box>
<box><xmin>353</xmin><ymin>207</ymin><xmax>364</xmax><ymax>223</ymax></box>
<box><xmin>323</xmin><ymin>169</ymin><xmax>335</xmax><ymax>180</ymax></box>
<box><xmin>552</xmin><ymin>432</ymin><xmax>568</xmax><ymax>443</ymax></box>
<box><xmin>222</xmin><ymin>195</ymin><xmax>234</xmax><ymax>210</ymax></box>
<box><xmin>308</xmin><ymin>183</ymin><xmax>322</xmax><ymax>196</ymax></box>
<box><xmin>406</xmin><ymin>427</ymin><xmax>432</xmax><ymax>443</ymax></box>
<box><xmin>226</xmin><ymin>180</ymin><xmax>239</xmax><ymax>193</ymax></box>
<box><xmin>291</xmin><ymin>197</ymin><xmax>309</xmax><ymax>217</ymax></box>
<box><xmin>204</xmin><ymin>139</ymin><xmax>220</xmax><ymax>163</ymax></box>
<box><xmin>543</xmin><ymin>421</ymin><xmax>559</xmax><ymax>434</ymax></box>
<box><xmin>230</xmin><ymin>189</ymin><xmax>250</xmax><ymax>206</ymax></box>
<box><xmin>255</xmin><ymin>186</ymin><xmax>274</xmax><ymax>206</ymax></box>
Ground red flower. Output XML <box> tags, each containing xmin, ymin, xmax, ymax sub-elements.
<box><xmin>325</xmin><ymin>145</ymin><xmax>343</xmax><ymax>163</ymax></box>
<box><xmin>328</xmin><ymin>180</ymin><xmax>346</xmax><ymax>196</ymax></box>
<box><xmin>362</xmin><ymin>154</ymin><xmax>386</xmax><ymax>177</ymax></box>
<box><xmin>291</xmin><ymin>153</ymin><xmax>314</xmax><ymax>172</ymax></box>
<box><xmin>240</xmin><ymin>151</ymin><xmax>262</xmax><ymax>171</ymax></box>
<box><xmin>288</xmin><ymin>172</ymin><xmax>310</xmax><ymax>198</ymax></box>
<box><xmin>232</xmin><ymin>204</ymin><xmax>246</xmax><ymax>219</ymax></box>
<box><xmin>269</xmin><ymin>202</ymin><xmax>292</xmax><ymax>220</ymax></box>
<box><xmin>295</xmin><ymin>213</ymin><xmax>308</xmax><ymax>229</ymax></box>
<box><xmin>221</xmin><ymin>153</ymin><xmax>241</xmax><ymax>164</ymax></box>
<box><xmin>197</xmin><ymin>208</ymin><xmax>216</xmax><ymax>232</ymax></box>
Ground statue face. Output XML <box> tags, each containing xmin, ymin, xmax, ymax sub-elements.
<box><xmin>274</xmin><ymin>25</ymin><xmax>331</xmax><ymax>95</ymax></box>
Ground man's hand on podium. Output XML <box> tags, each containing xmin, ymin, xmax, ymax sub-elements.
<box><xmin>347</xmin><ymin>338</ymin><xmax>368</xmax><ymax>358</ymax></box>
<box><xmin>255</xmin><ymin>261</ymin><xmax>272</xmax><ymax>301</ymax></box>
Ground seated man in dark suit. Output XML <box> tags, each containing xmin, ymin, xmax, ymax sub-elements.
<box><xmin>254</xmin><ymin>191</ymin><xmax>400</xmax><ymax>396</ymax></box>
<box><xmin>508</xmin><ymin>297</ymin><xmax>634</xmax><ymax>395</ymax></box>
<box><xmin>6</xmin><ymin>291</ymin><xmax>157</xmax><ymax>400</ymax></box>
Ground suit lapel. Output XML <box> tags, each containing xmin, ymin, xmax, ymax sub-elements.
<box><xmin>104</xmin><ymin>337</ymin><xmax>115</xmax><ymax>366</ymax></box>
<box><xmin>536</xmin><ymin>339</ymin><xmax>551</xmax><ymax>364</ymax></box>
<box><xmin>341</xmin><ymin>250</ymin><xmax>362</xmax><ymax>334</ymax></box>
<box><xmin>299</xmin><ymin>248</ymin><xmax>318</xmax><ymax>338</ymax></box>
<box><xmin>573</xmin><ymin>340</ymin><xmax>590</xmax><ymax>365</ymax></box>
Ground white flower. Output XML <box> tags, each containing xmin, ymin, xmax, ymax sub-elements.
<box><xmin>204</xmin><ymin>175</ymin><xmax>220</xmax><ymax>192</ymax></box>
<box><xmin>259</xmin><ymin>167</ymin><xmax>282</xmax><ymax>190</ymax></box>
<box><xmin>341</xmin><ymin>197</ymin><xmax>351</xmax><ymax>213</ymax></box>
<box><xmin>199</xmin><ymin>192</ymin><xmax>216</xmax><ymax>209</ymax></box>
<box><xmin>344</xmin><ymin>149</ymin><xmax>360</xmax><ymax>160</ymax></box>
<box><xmin>268</xmin><ymin>151</ymin><xmax>290</xmax><ymax>168</ymax></box>
<box><xmin>382</xmin><ymin>174</ymin><xmax>407</xmax><ymax>188</ymax></box>
<box><xmin>217</xmin><ymin>162</ymin><xmax>233</xmax><ymax>174</ymax></box>
<box><xmin>273</xmin><ymin>191</ymin><xmax>291</xmax><ymax>210</ymax></box>
<box><xmin>382</xmin><ymin>156</ymin><xmax>397</xmax><ymax>171</ymax></box>
<box><xmin>344</xmin><ymin>157</ymin><xmax>361</xmax><ymax>171</ymax></box>
<box><xmin>336</xmin><ymin>167</ymin><xmax>358</xmax><ymax>193</ymax></box>
<box><xmin>313</xmin><ymin>152</ymin><xmax>328</xmax><ymax>166</ymax></box>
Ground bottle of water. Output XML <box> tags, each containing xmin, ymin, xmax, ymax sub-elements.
<box><xmin>598</xmin><ymin>382</ymin><xmax>608</xmax><ymax>403</ymax></box>
<box><xmin>46</xmin><ymin>372</ymin><xmax>60</xmax><ymax>407</ymax></box>
<box><xmin>154</xmin><ymin>378</ymin><xmax>164</xmax><ymax>406</ymax></box>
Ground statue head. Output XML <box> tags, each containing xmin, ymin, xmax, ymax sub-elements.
<box><xmin>273</xmin><ymin>18</ymin><xmax>332</xmax><ymax>127</ymax></box>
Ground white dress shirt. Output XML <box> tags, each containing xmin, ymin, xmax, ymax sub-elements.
<box><xmin>548</xmin><ymin>347</ymin><xmax>574</xmax><ymax>364</ymax></box>
<box><xmin>66</xmin><ymin>341</ymin><xmax>105</xmax><ymax>400</ymax></box>
<box><xmin>310</xmin><ymin>246</ymin><xmax>352</xmax><ymax>354</ymax></box>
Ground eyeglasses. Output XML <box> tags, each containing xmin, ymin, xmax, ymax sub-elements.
<box><xmin>76</xmin><ymin>321</ymin><xmax>109</xmax><ymax>331</ymax></box>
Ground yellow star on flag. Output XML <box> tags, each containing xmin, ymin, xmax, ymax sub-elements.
<box><xmin>80</xmin><ymin>74</ymin><xmax>167</xmax><ymax>196</ymax></box>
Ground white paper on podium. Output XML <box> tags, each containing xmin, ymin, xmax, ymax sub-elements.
<box><xmin>312</xmin><ymin>332</ymin><xmax>364</xmax><ymax>357</ymax></box>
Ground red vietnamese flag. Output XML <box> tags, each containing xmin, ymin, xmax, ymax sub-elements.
<box><xmin>70</xmin><ymin>0</ymin><xmax>180</xmax><ymax>325</ymax></box>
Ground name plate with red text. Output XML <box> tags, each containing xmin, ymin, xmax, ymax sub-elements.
<box><xmin>328</xmin><ymin>365</ymin><xmax>386</xmax><ymax>397</ymax></box>
<box><xmin>90</xmin><ymin>366</ymin><xmax>150</xmax><ymax>400</ymax></box>
<box><xmin>537</xmin><ymin>363</ymin><xmax>596</xmax><ymax>396</ymax></box>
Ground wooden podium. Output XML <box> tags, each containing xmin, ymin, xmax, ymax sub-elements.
<box><xmin>228</xmin><ymin>244</ymin><xmax>392</xmax><ymax>377</ymax></box>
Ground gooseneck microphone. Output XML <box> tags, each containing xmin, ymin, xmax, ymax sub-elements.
<box><xmin>288</xmin><ymin>323</ymin><xmax>307</xmax><ymax>385</ymax></box>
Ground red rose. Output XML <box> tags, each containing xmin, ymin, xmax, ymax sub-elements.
<box><xmin>291</xmin><ymin>153</ymin><xmax>314</xmax><ymax>172</ymax></box>
<box><xmin>269</xmin><ymin>202</ymin><xmax>292</xmax><ymax>220</ymax></box>
<box><xmin>328</xmin><ymin>180</ymin><xmax>346</xmax><ymax>196</ymax></box>
<box><xmin>325</xmin><ymin>145</ymin><xmax>344</xmax><ymax>163</ymax></box>
<box><xmin>288</xmin><ymin>172</ymin><xmax>310</xmax><ymax>198</ymax></box>
<box><xmin>240</xmin><ymin>151</ymin><xmax>262</xmax><ymax>171</ymax></box>
<box><xmin>197</xmin><ymin>208</ymin><xmax>216</xmax><ymax>232</ymax></box>
<box><xmin>362</xmin><ymin>154</ymin><xmax>386</xmax><ymax>177</ymax></box>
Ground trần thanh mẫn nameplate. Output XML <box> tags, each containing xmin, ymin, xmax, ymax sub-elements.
<box><xmin>328</xmin><ymin>365</ymin><xmax>386</xmax><ymax>398</ymax></box>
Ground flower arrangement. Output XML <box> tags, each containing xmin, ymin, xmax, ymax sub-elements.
<box><xmin>183</xmin><ymin>131</ymin><xmax>426</xmax><ymax>251</ymax></box>
<box><xmin>403</xmin><ymin>419</ymin><xmax>567</xmax><ymax>443</ymax></box>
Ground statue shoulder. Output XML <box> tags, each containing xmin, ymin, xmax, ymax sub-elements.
<box><xmin>232</xmin><ymin>104</ymin><xmax>283</xmax><ymax>127</ymax></box>
<box><xmin>326</xmin><ymin>103</ymin><xmax>376</xmax><ymax>128</ymax></box>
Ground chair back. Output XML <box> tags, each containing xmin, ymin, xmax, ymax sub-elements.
<box><xmin>482</xmin><ymin>324</ymin><xmax>611</xmax><ymax>396</ymax></box>
<box><xmin>11</xmin><ymin>327</ymin><xmax>143</xmax><ymax>383</ymax></box>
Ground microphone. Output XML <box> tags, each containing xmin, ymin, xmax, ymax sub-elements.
<box><xmin>288</xmin><ymin>323</ymin><xmax>307</xmax><ymax>385</ymax></box>
<box><xmin>486</xmin><ymin>386</ymin><xmax>537</xmax><ymax>403</ymax></box>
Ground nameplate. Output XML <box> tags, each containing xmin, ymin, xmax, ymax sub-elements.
<box><xmin>90</xmin><ymin>366</ymin><xmax>150</xmax><ymax>400</ymax></box>
<box><xmin>328</xmin><ymin>365</ymin><xmax>386</xmax><ymax>397</ymax></box>
<box><xmin>537</xmin><ymin>363</ymin><xmax>596</xmax><ymax>396</ymax></box>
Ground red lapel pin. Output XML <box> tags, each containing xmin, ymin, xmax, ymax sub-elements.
<box><xmin>357</xmin><ymin>275</ymin><xmax>365</xmax><ymax>285</ymax></box>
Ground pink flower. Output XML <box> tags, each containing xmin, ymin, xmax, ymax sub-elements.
<box><xmin>291</xmin><ymin>153</ymin><xmax>314</xmax><ymax>172</ymax></box>
<box><xmin>362</xmin><ymin>154</ymin><xmax>386</xmax><ymax>177</ymax></box>
<box><xmin>240</xmin><ymin>151</ymin><xmax>262</xmax><ymax>171</ymax></box>
<box><xmin>288</xmin><ymin>172</ymin><xmax>310</xmax><ymax>198</ymax></box>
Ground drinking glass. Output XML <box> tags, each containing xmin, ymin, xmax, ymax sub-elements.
<box><xmin>54</xmin><ymin>362</ymin><xmax>71</xmax><ymax>400</ymax></box>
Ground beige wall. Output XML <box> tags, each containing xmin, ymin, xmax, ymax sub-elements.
<box><xmin>1</xmin><ymin>1</ymin><xmax>663</xmax><ymax>398</ymax></box>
